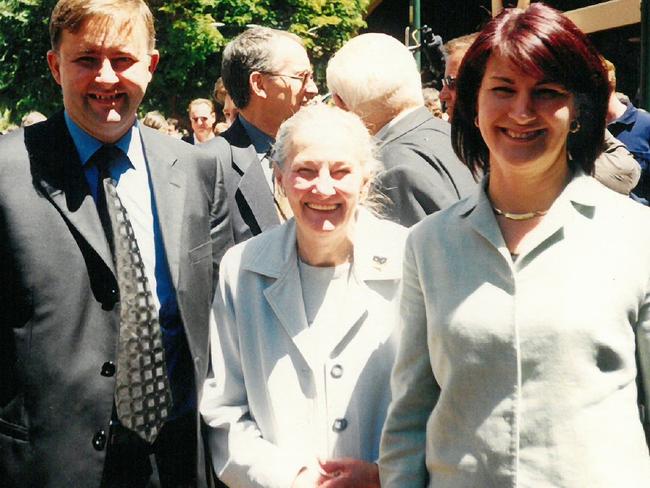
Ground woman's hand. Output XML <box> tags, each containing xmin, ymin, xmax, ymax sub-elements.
<box><xmin>316</xmin><ymin>458</ymin><xmax>380</xmax><ymax>488</ymax></box>
<box><xmin>291</xmin><ymin>466</ymin><xmax>321</xmax><ymax>488</ymax></box>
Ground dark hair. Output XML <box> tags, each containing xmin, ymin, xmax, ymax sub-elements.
<box><xmin>451</xmin><ymin>3</ymin><xmax>609</xmax><ymax>177</ymax></box>
<box><xmin>221</xmin><ymin>27</ymin><xmax>303</xmax><ymax>110</ymax></box>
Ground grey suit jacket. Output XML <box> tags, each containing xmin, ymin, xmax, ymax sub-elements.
<box><xmin>374</xmin><ymin>107</ymin><xmax>476</xmax><ymax>227</ymax></box>
<box><xmin>202</xmin><ymin>118</ymin><xmax>280</xmax><ymax>244</ymax></box>
<box><xmin>0</xmin><ymin>112</ymin><xmax>228</xmax><ymax>487</ymax></box>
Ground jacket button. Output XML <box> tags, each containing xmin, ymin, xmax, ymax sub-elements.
<box><xmin>100</xmin><ymin>361</ymin><xmax>116</xmax><ymax>377</ymax></box>
<box><xmin>330</xmin><ymin>364</ymin><xmax>343</xmax><ymax>379</ymax></box>
<box><xmin>92</xmin><ymin>429</ymin><xmax>107</xmax><ymax>451</ymax></box>
<box><xmin>332</xmin><ymin>418</ymin><xmax>348</xmax><ymax>432</ymax></box>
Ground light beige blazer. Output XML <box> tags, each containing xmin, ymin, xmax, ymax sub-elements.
<box><xmin>201</xmin><ymin>210</ymin><xmax>407</xmax><ymax>488</ymax></box>
<box><xmin>380</xmin><ymin>173</ymin><xmax>650</xmax><ymax>488</ymax></box>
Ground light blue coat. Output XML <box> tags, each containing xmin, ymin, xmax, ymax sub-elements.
<box><xmin>201</xmin><ymin>210</ymin><xmax>407</xmax><ymax>488</ymax></box>
<box><xmin>380</xmin><ymin>173</ymin><xmax>650</xmax><ymax>488</ymax></box>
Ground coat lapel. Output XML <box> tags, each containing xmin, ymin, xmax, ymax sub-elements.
<box><xmin>253</xmin><ymin>223</ymin><xmax>317</xmax><ymax>371</ymax></box>
<box><xmin>224</xmin><ymin>119</ymin><xmax>280</xmax><ymax>232</ymax></box>
<box><xmin>463</xmin><ymin>183</ymin><xmax>511</xmax><ymax>263</ymax></box>
<box><xmin>25</xmin><ymin>112</ymin><xmax>115</xmax><ymax>274</ymax></box>
<box><xmin>463</xmin><ymin>172</ymin><xmax>596</xmax><ymax>268</ymax></box>
<box><xmin>140</xmin><ymin>127</ymin><xmax>186</xmax><ymax>289</ymax></box>
<box><xmin>263</xmin><ymin>258</ymin><xmax>321</xmax><ymax>372</ymax></box>
<box><xmin>236</xmin><ymin>146</ymin><xmax>279</xmax><ymax>232</ymax></box>
<box><xmin>253</xmin><ymin>211</ymin><xmax>404</xmax><ymax>368</ymax></box>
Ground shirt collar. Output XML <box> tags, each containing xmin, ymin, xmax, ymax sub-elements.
<box><xmin>238</xmin><ymin>114</ymin><xmax>274</xmax><ymax>154</ymax></box>
<box><xmin>374</xmin><ymin>106</ymin><xmax>420</xmax><ymax>141</ymax></box>
<box><xmin>64</xmin><ymin>111</ymin><xmax>139</xmax><ymax>169</ymax></box>
<box><xmin>612</xmin><ymin>103</ymin><xmax>637</xmax><ymax>126</ymax></box>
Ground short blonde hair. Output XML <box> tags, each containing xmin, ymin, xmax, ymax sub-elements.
<box><xmin>50</xmin><ymin>0</ymin><xmax>155</xmax><ymax>52</ymax></box>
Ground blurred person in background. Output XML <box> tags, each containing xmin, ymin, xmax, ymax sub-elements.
<box><xmin>142</xmin><ymin>110</ymin><xmax>170</xmax><ymax>133</ymax></box>
<box><xmin>422</xmin><ymin>87</ymin><xmax>446</xmax><ymax>120</ymax></box>
<box><xmin>606</xmin><ymin>58</ymin><xmax>650</xmax><ymax>202</ymax></box>
<box><xmin>440</xmin><ymin>32</ymin><xmax>478</xmax><ymax>120</ymax></box>
<box><xmin>21</xmin><ymin>110</ymin><xmax>47</xmax><ymax>127</ymax></box>
<box><xmin>183</xmin><ymin>98</ymin><xmax>216</xmax><ymax>144</ymax></box>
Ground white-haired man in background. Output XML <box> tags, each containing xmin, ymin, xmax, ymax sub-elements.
<box><xmin>327</xmin><ymin>33</ymin><xmax>476</xmax><ymax>226</ymax></box>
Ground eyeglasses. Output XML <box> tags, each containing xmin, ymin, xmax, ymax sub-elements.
<box><xmin>261</xmin><ymin>70</ymin><xmax>314</xmax><ymax>87</ymax></box>
<box><xmin>442</xmin><ymin>75</ymin><xmax>457</xmax><ymax>90</ymax></box>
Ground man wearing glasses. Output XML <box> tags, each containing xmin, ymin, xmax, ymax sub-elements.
<box><xmin>203</xmin><ymin>27</ymin><xmax>318</xmax><ymax>244</ymax></box>
<box><xmin>440</xmin><ymin>33</ymin><xmax>478</xmax><ymax>119</ymax></box>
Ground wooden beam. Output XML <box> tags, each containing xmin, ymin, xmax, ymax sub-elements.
<box><xmin>563</xmin><ymin>0</ymin><xmax>641</xmax><ymax>33</ymax></box>
<box><xmin>367</xmin><ymin>0</ymin><xmax>383</xmax><ymax>16</ymax></box>
<box><xmin>491</xmin><ymin>0</ymin><xmax>503</xmax><ymax>17</ymax></box>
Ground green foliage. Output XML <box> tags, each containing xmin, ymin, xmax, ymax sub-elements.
<box><xmin>0</xmin><ymin>0</ymin><xmax>368</xmax><ymax>124</ymax></box>
<box><xmin>0</xmin><ymin>0</ymin><xmax>58</xmax><ymax>122</ymax></box>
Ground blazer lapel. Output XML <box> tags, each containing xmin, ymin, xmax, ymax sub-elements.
<box><xmin>237</xmin><ymin>150</ymin><xmax>279</xmax><ymax>232</ymax></box>
<box><xmin>326</xmin><ymin>210</ymin><xmax>402</xmax><ymax>355</ymax></box>
<box><xmin>25</xmin><ymin>113</ymin><xmax>115</xmax><ymax>274</ymax></box>
<box><xmin>140</xmin><ymin>127</ymin><xmax>186</xmax><ymax>288</ymax></box>
<box><xmin>263</xmin><ymin>253</ymin><xmax>320</xmax><ymax>372</ymax></box>
<box><xmin>462</xmin><ymin>182</ymin><xmax>512</xmax><ymax>264</ymax></box>
<box><xmin>225</xmin><ymin>120</ymin><xmax>280</xmax><ymax>232</ymax></box>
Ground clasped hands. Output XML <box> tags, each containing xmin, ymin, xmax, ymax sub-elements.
<box><xmin>292</xmin><ymin>458</ymin><xmax>380</xmax><ymax>488</ymax></box>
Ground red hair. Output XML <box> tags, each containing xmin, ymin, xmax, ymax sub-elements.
<box><xmin>451</xmin><ymin>3</ymin><xmax>609</xmax><ymax>176</ymax></box>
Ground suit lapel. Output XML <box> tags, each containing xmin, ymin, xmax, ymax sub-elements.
<box><xmin>225</xmin><ymin>120</ymin><xmax>280</xmax><ymax>231</ymax></box>
<box><xmin>26</xmin><ymin>112</ymin><xmax>115</xmax><ymax>274</ymax></box>
<box><xmin>238</xmin><ymin>150</ymin><xmax>279</xmax><ymax>232</ymax></box>
<box><xmin>263</xmin><ymin>255</ymin><xmax>319</xmax><ymax>372</ymax></box>
<box><xmin>140</xmin><ymin>127</ymin><xmax>186</xmax><ymax>289</ymax></box>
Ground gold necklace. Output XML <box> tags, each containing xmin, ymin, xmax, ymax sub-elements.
<box><xmin>492</xmin><ymin>206</ymin><xmax>548</xmax><ymax>221</ymax></box>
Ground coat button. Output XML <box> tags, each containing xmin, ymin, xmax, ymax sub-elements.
<box><xmin>332</xmin><ymin>418</ymin><xmax>348</xmax><ymax>432</ymax></box>
<box><xmin>92</xmin><ymin>429</ymin><xmax>107</xmax><ymax>451</ymax></box>
<box><xmin>100</xmin><ymin>361</ymin><xmax>116</xmax><ymax>377</ymax></box>
<box><xmin>330</xmin><ymin>364</ymin><xmax>343</xmax><ymax>379</ymax></box>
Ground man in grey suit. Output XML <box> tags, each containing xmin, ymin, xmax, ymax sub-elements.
<box><xmin>327</xmin><ymin>33</ymin><xmax>476</xmax><ymax>227</ymax></box>
<box><xmin>203</xmin><ymin>27</ymin><xmax>319</xmax><ymax>243</ymax></box>
<box><xmin>0</xmin><ymin>0</ymin><xmax>229</xmax><ymax>486</ymax></box>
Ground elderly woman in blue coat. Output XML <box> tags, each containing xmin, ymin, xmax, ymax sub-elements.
<box><xmin>201</xmin><ymin>104</ymin><xmax>407</xmax><ymax>488</ymax></box>
<box><xmin>380</xmin><ymin>4</ymin><xmax>650</xmax><ymax>488</ymax></box>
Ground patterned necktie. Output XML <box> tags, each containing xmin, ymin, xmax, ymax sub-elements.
<box><xmin>92</xmin><ymin>145</ymin><xmax>172</xmax><ymax>444</ymax></box>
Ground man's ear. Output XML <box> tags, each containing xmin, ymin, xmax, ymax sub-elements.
<box><xmin>250</xmin><ymin>72</ymin><xmax>268</xmax><ymax>99</ymax></box>
<box><xmin>148</xmin><ymin>49</ymin><xmax>160</xmax><ymax>74</ymax></box>
<box><xmin>46</xmin><ymin>50</ymin><xmax>62</xmax><ymax>86</ymax></box>
<box><xmin>273</xmin><ymin>161</ymin><xmax>283</xmax><ymax>184</ymax></box>
<box><xmin>332</xmin><ymin>93</ymin><xmax>349</xmax><ymax>111</ymax></box>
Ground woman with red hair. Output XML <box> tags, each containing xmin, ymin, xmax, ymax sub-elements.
<box><xmin>380</xmin><ymin>4</ymin><xmax>650</xmax><ymax>487</ymax></box>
